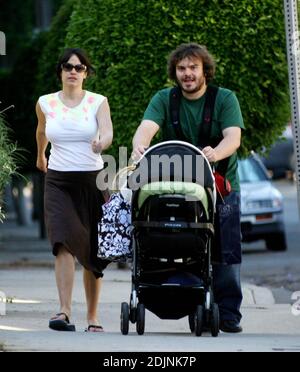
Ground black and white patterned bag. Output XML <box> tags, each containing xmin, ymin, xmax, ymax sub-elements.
<box><xmin>97</xmin><ymin>192</ymin><xmax>133</xmax><ymax>261</ymax></box>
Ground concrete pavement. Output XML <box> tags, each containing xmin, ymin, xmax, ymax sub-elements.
<box><xmin>1</xmin><ymin>220</ymin><xmax>300</xmax><ymax>352</ymax></box>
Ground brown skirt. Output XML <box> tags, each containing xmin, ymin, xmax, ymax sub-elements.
<box><xmin>44</xmin><ymin>169</ymin><xmax>110</xmax><ymax>278</ymax></box>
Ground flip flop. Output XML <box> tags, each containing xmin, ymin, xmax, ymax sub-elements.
<box><xmin>49</xmin><ymin>312</ymin><xmax>76</xmax><ymax>332</ymax></box>
<box><xmin>85</xmin><ymin>325</ymin><xmax>104</xmax><ymax>333</ymax></box>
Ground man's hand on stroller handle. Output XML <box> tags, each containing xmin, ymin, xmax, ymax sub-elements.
<box><xmin>202</xmin><ymin>146</ymin><xmax>219</xmax><ymax>163</ymax></box>
<box><xmin>131</xmin><ymin>145</ymin><xmax>149</xmax><ymax>162</ymax></box>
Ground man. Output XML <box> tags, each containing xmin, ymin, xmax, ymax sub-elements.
<box><xmin>132</xmin><ymin>42</ymin><xmax>244</xmax><ymax>333</ymax></box>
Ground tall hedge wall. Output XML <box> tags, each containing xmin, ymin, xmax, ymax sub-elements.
<box><xmin>44</xmin><ymin>0</ymin><xmax>290</xmax><ymax>159</ymax></box>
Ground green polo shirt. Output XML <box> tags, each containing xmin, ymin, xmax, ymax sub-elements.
<box><xmin>142</xmin><ymin>87</ymin><xmax>245</xmax><ymax>192</ymax></box>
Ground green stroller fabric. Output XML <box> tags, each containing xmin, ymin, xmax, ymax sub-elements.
<box><xmin>138</xmin><ymin>181</ymin><xmax>209</xmax><ymax>219</ymax></box>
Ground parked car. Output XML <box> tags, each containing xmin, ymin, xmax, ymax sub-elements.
<box><xmin>238</xmin><ymin>153</ymin><xmax>287</xmax><ymax>251</ymax></box>
<box><xmin>262</xmin><ymin>124</ymin><xmax>295</xmax><ymax>179</ymax></box>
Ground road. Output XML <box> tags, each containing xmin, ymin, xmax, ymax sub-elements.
<box><xmin>241</xmin><ymin>179</ymin><xmax>300</xmax><ymax>302</ymax></box>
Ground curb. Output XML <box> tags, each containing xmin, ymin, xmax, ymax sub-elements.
<box><xmin>242</xmin><ymin>283</ymin><xmax>275</xmax><ymax>306</ymax></box>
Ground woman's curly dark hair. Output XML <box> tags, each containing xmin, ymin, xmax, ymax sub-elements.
<box><xmin>167</xmin><ymin>43</ymin><xmax>216</xmax><ymax>84</ymax></box>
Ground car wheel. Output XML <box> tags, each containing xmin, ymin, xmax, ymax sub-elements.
<box><xmin>272</xmin><ymin>168</ymin><xmax>286</xmax><ymax>179</ymax></box>
<box><xmin>289</xmin><ymin>150</ymin><xmax>295</xmax><ymax>173</ymax></box>
<box><xmin>266</xmin><ymin>233</ymin><xmax>287</xmax><ymax>251</ymax></box>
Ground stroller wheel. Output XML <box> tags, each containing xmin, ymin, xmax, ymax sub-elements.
<box><xmin>130</xmin><ymin>293</ymin><xmax>137</xmax><ymax>323</ymax></box>
<box><xmin>195</xmin><ymin>305</ymin><xmax>204</xmax><ymax>337</ymax></box>
<box><xmin>210</xmin><ymin>303</ymin><xmax>220</xmax><ymax>337</ymax></box>
<box><xmin>136</xmin><ymin>303</ymin><xmax>145</xmax><ymax>335</ymax></box>
<box><xmin>121</xmin><ymin>302</ymin><xmax>130</xmax><ymax>335</ymax></box>
<box><xmin>130</xmin><ymin>307</ymin><xmax>137</xmax><ymax>324</ymax></box>
<box><xmin>188</xmin><ymin>313</ymin><xmax>195</xmax><ymax>333</ymax></box>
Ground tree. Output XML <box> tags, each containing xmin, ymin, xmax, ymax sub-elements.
<box><xmin>35</xmin><ymin>0</ymin><xmax>75</xmax><ymax>96</ymax></box>
<box><xmin>39</xmin><ymin>0</ymin><xmax>290</xmax><ymax>158</ymax></box>
<box><xmin>0</xmin><ymin>114</ymin><xmax>18</xmax><ymax>221</ymax></box>
<box><xmin>0</xmin><ymin>0</ymin><xmax>35</xmax><ymax>68</ymax></box>
<box><xmin>0</xmin><ymin>0</ymin><xmax>73</xmax><ymax>172</ymax></box>
<box><xmin>3</xmin><ymin>32</ymin><xmax>49</xmax><ymax>171</ymax></box>
<box><xmin>0</xmin><ymin>0</ymin><xmax>66</xmax><ymax>172</ymax></box>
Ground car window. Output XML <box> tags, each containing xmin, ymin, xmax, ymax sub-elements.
<box><xmin>238</xmin><ymin>157</ymin><xmax>269</xmax><ymax>183</ymax></box>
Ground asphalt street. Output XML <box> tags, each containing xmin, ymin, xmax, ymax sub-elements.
<box><xmin>241</xmin><ymin>180</ymin><xmax>300</xmax><ymax>302</ymax></box>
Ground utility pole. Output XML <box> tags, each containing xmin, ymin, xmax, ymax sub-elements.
<box><xmin>284</xmin><ymin>0</ymin><xmax>300</xmax><ymax>217</ymax></box>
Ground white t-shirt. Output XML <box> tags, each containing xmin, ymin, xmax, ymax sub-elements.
<box><xmin>38</xmin><ymin>90</ymin><xmax>105</xmax><ymax>171</ymax></box>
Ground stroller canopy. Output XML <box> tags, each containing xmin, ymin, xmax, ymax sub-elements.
<box><xmin>129</xmin><ymin>141</ymin><xmax>215</xmax><ymax>191</ymax></box>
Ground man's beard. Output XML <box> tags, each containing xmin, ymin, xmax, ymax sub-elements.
<box><xmin>177</xmin><ymin>76</ymin><xmax>206</xmax><ymax>94</ymax></box>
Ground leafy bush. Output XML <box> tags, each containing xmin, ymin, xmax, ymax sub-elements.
<box><xmin>0</xmin><ymin>1</ymin><xmax>75</xmax><ymax>172</ymax></box>
<box><xmin>3</xmin><ymin>32</ymin><xmax>48</xmax><ymax>172</ymax></box>
<box><xmin>35</xmin><ymin>0</ymin><xmax>75</xmax><ymax>96</ymax></box>
<box><xmin>40</xmin><ymin>0</ymin><xmax>290</xmax><ymax>159</ymax></box>
<box><xmin>0</xmin><ymin>114</ymin><xmax>18</xmax><ymax>221</ymax></box>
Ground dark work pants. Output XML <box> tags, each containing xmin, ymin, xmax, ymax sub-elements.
<box><xmin>212</xmin><ymin>192</ymin><xmax>243</xmax><ymax>323</ymax></box>
<box><xmin>213</xmin><ymin>263</ymin><xmax>242</xmax><ymax>323</ymax></box>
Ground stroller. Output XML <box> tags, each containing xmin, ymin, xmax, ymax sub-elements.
<box><xmin>120</xmin><ymin>141</ymin><xmax>220</xmax><ymax>337</ymax></box>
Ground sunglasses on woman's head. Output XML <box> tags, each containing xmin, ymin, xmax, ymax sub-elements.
<box><xmin>61</xmin><ymin>62</ymin><xmax>87</xmax><ymax>73</ymax></box>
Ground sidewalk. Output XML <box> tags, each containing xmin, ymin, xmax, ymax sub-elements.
<box><xmin>1</xmin><ymin>220</ymin><xmax>300</xmax><ymax>352</ymax></box>
<box><xmin>0</xmin><ymin>220</ymin><xmax>274</xmax><ymax>306</ymax></box>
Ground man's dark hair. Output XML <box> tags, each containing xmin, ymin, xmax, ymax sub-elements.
<box><xmin>167</xmin><ymin>43</ymin><xmax>216</xmax><ymax>83</ymax></box>
<box><xmin>56</xmin><ymin>48</ymin><xmax>95</xmax><ymax>81</ymax></box>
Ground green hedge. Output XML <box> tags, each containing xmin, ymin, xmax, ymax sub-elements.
<box><xmin>65</xmin><ymin>0</ymin><xmax>290</xmax><ymax>158</ymax></box>
<box><xmin>39</xmin><ymin>0</ymin><xmax>290</xmax><ymax>159</ymax></box>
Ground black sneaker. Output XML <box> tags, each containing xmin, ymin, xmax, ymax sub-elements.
<box><xmin>220</xmin><ymin>320</ymin><xmax>242</xmax><ymax>333</ymax></box>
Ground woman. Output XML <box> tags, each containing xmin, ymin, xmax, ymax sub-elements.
<box><xmin>36</xmin><ymin>48</ymin><xmax>113</xmax><ymax>332</ymax></box>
